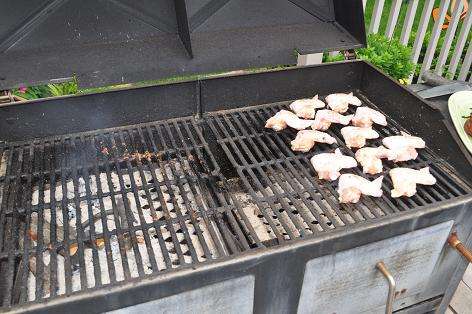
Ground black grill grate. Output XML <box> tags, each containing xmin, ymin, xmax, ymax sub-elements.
<box><xmin>0</xmin><ymin>117</ymin><xmax>252</xmax><ymax>307</ymax></box>
<box><xmin>205</xmin><ymin>93</ymin><xmax>471</xmax><ymax>245</ymax></box>
<box><xmin>0</xmin><ymin>92</ymin><xmax>471</xmax><ymax>310</ymax></box>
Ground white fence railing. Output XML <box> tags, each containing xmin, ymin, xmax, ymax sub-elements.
<box><xmin>366</xmin><ymin>0</ymin><xmax>472</xmax><ymax>83</ymax></box>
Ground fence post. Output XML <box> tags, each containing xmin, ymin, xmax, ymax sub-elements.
<box><xmin>369</xmin><ymin>0</ymin><xmax>386</xmax><ymax>34</ymax></box>
<box><xmin>400</xmin><ymin>0</ymin><xmax>419</xmax><ymax>45</ymax></box>
<box><xmin>448</xmin><ymin>10</ymin><xmax>472</xmax><ymax>78</ymax></box>
<box><xmin>418</xmin><ymin>0</ymin><xmax>451</xmax><ymax>81</ymax></box>
<box><xmin>435</xmin><ymin>0</ymin><xmax>464</xmax><ymax>75</ymax></box>
<box><xmin>458</xmin><ymin>42</ymin><xmax>472</xmax><ymax>81</ymax></box>
<box><xmin>385</xmin><ymin>0</ymin><xmax>403</xmax><ymax>39</ymax></box>
<box><xmin>410</xmin><ymin>0</ymin><xmax>436</xmax><ymax>82</ymax></box>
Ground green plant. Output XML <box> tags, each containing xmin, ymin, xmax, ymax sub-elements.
<box><xmin>357</xmin><ymin>34</ymin><xmax>414</xmax><ymax>80</ymax></box>
<box><xmin>12</xmin><ymin>85</ymin><xmax>51</xmax><ymax>100</ymax></box>
<box><xmin>11</xmin><ymin>78</ymin><xmax>78</xmax><ymax>100</ymax></box>
<box><xmin>323</xmin><ymin>52</ymin><xmax>345</xmax><ymax>63</ymax></box>
<box><xmin>48</xmin><ymin>79</ymin><xmax>78</xmax><ymax>97</ymax></box>
<box><xmin>363</xmin><ymin>0</ymin><xmax>471</xmax><ymax>81</ymax></box>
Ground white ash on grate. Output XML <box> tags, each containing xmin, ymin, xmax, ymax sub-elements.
<box><xmin>24</xmin><ymin>162</ymin><xmax>221</xmax><ymax>301</ymax></box>
<box><xmin>226</xmin><ymin>172</ymin><xmax>382</xmax><ymax>245</ymax></box>
<box><xmin>230</xmin><ymin>176</ymin><xmax>346</xmax><ymax>243</ymax></box>
<box><xmin>28</xmin><ymin>167</ymin><xmax>208</xmax><ymax>236</ymax></box>
<box><xmin>233</xmin><ymin>192</ymin><xmax>274</xmax><ymax>242</ymax></box>
<box><xmin>29</xmin><ymin>160</ymin><xmax>196</xmax><ymax>205</ymax></box>
<box><xmin>253</xmin><ymin>184</ymin><xmax>339</xmax><ymax>238</ymax></box>
<box><xmin>25</xmin><ymin>216</ymin><xmax>220</xmax><ymax>301</ymax></box>
<box><xmin>26</xmin><ymin>235</ymin><xmax>154</xmax><ymax>300</ymax></box>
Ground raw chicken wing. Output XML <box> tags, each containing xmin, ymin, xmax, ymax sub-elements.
<box><xmin>289</xmin><ymin>95</ymin><xmax>325</xmax><ymax>119</ymax></box>
<box><xmin>265</xmin><ymin>110</ymin><xmax>314</xmax><ymax>131</ymax></box>
<box><xmin>355</xmin><ymin>146</ymin><xmax>397</xmax><ymax>174</ymax></box>
<box><xmin>382</xmin><ymin>131</ymin><xmax>426</xmax><ymax>162</ymax></box>
<box><xmin>311</xmin><ymin>109</ymin><xmax>353</xmax><ymax>131</ymax></box>
<box><xmin>291</xmin><ymin>130</ymin><xmax>337</xmax><ymax>152</ymax></box>
<box><xmin>337</xmin><ymin>174</ymin><xmax>384</xmax><ymax>203</ymax></box>
<box><xmin>310</xmin><ymin>148</ymin><xmax>357</xmax><ymax>181</ymax></box>
<box><xmin>389</xmin><ymin>167</ymin><xmax>436</xmax><ymax>198</ymax></box>
<box><xmin>326</xmin><ymin>92</ymin><xmax>362</xmax><ymax>113</ymax></box>
<box><xmin>340</xmin><ymin>126</ymin><xmax>379</xmax><ymax>148</ymax></box>
<box><xmin>352</xmin><ymin>107</ymin><xmax>387</xmax><ymax>127</ymax></box>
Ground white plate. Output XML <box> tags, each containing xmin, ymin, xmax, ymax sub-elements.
<box><xmin>448</xmin><ymin>91</ymin><xmax>472</xmax><ymax>155</ymax></box>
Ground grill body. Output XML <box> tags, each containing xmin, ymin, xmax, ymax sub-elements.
<box><xmin>0</xmin><ymin>61</ymin><xmax>471</xmax><ymax>313</ymax></box>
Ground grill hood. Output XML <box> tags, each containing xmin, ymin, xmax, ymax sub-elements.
<box><xmin>0</xmin><ymin>0</ymin><xmax>366</xmax><ymax>89</ymax></box>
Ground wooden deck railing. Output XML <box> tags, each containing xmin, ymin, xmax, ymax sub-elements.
<box><xmin>365</xmin><ymin>0</ymin><xmax>471</xmax><ymax>82</ymax></box>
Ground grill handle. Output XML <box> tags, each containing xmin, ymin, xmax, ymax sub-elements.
<box><xmin>376</xmin><ymin>261</ymin><xmax>396</xmax><ymax>314</ymax></box>
<box><xmin>448</xmin><ymin>233</ymin><xmax>472</xmax><ymax>263</ymax></box>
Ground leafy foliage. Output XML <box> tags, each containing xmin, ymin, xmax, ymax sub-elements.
<box><xmin>48</xmin><ymin>79</ymin><xmax>78</xmax><ymax>97</ymax></box>
<box><xmin>356</xmin><ymin>34</ymin><xmax>414</xmax><ymax>80</ymax></box>
<box><xmin>12</xmin><ymin>78</ymin><xmax>78</xmax><ymax>100</ymax></box>
<box><xmin>12</xmin><ymin>85</ymin><xmax>51</xmax><ymax>100</ymax></box>
<box><xmin>323</xmin><ymin>53</ymin><xmax>345</xmax><ymax>63</ymax></box>
<box><xmin>323</xmin><ymin>34</ymin><xmax>415</xmax><ymax>81</ymax></box>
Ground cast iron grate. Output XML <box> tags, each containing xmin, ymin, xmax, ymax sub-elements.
<box><xmin>205</xmin><ymin>92</ymin><xmax>471</xmax><ymax>245</ymax></box>
<box><xmin>0</xmin><ymin>117</ymin><xmax>253</xmax><ymax>308</ymax></box>
<box><xmin>0</xmin><ymin>92</ymin><xmax>471</xmax><ymax>310</ymax></box>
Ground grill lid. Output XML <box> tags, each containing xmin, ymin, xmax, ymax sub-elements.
<box><xmin>0</xmin><ymin>0</ymin><xmax>366</xmax><ymax>89</ymax></box>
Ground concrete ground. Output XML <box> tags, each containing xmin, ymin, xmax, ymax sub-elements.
<box><xmin>448</xmin><ymin>264</ymin><xmax>472</xmax><ymax>313</ymax></box>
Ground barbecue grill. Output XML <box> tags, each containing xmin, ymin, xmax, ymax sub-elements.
<box><xmin>1</xmin><ymin>1</ymin><xmax>472</xmax><ymax>313</ymax></box>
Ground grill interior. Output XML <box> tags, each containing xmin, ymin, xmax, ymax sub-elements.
<box><xmin>0</xmin><ymin>91</ymin><xmax>471</xmax><ymax>309</ymax></box>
